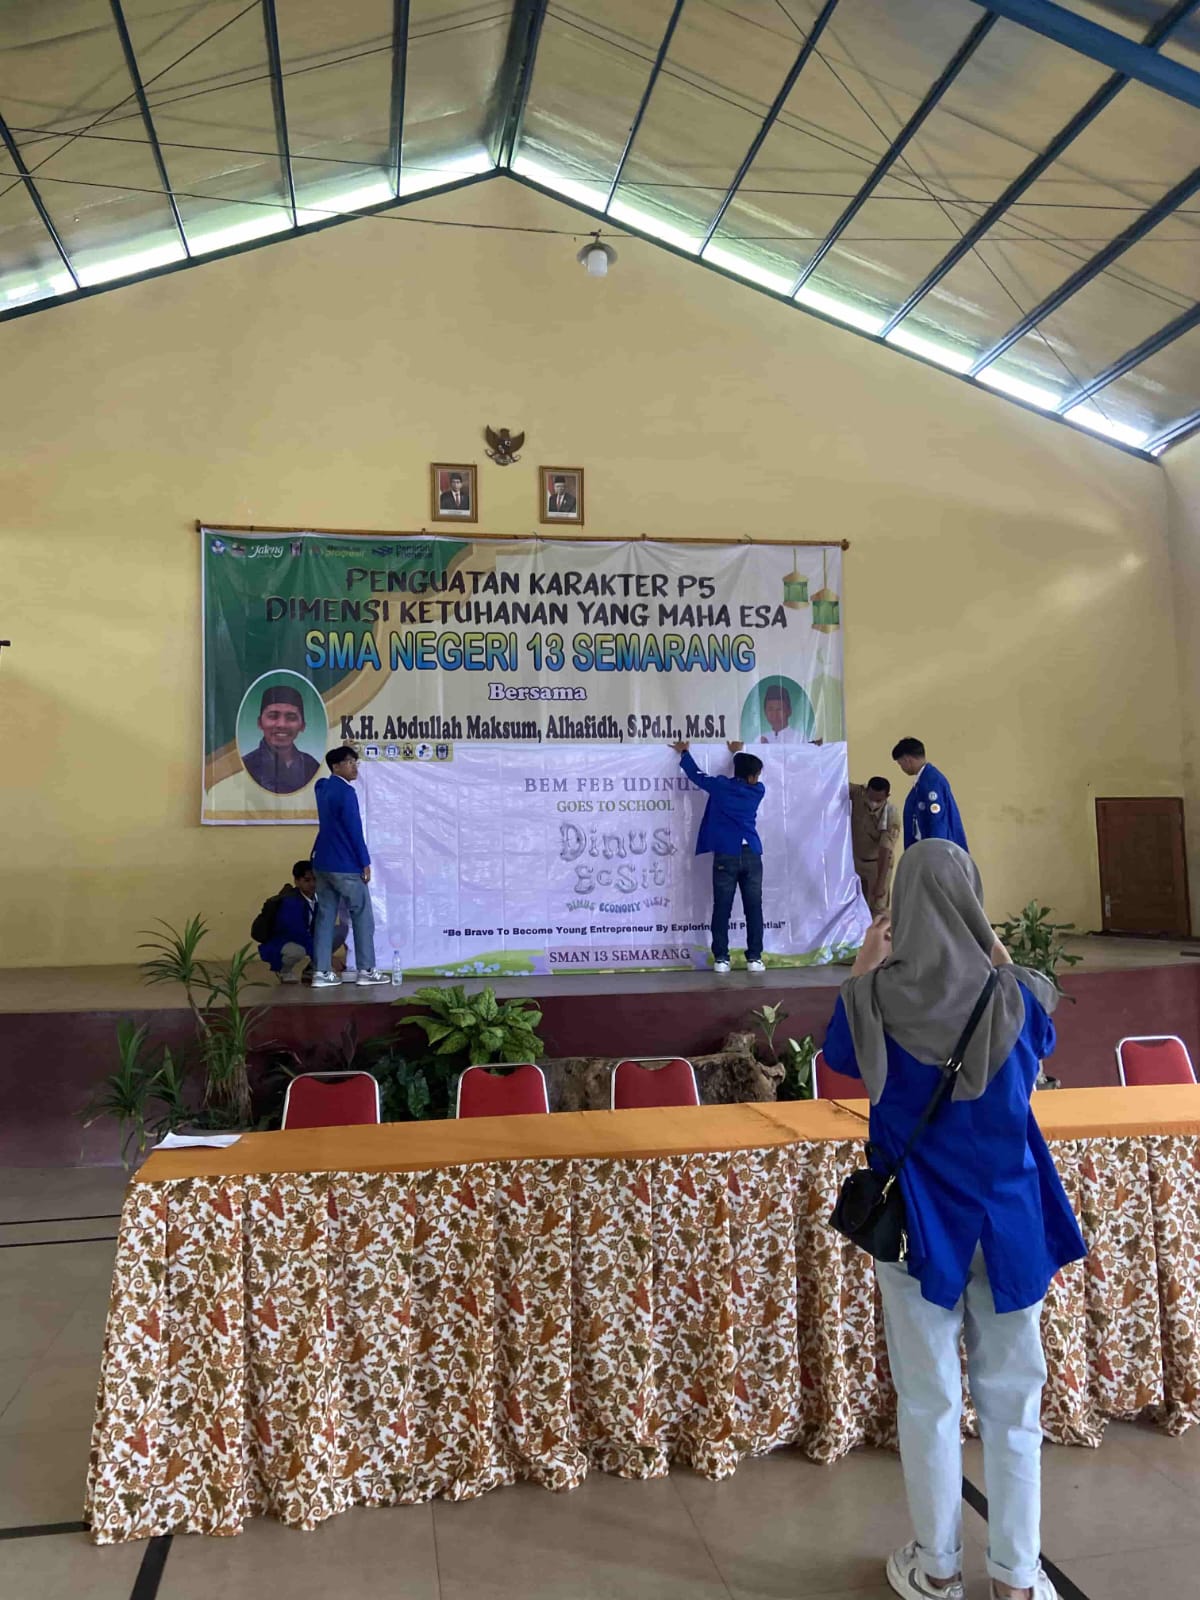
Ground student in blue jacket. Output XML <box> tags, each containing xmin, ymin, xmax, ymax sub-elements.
<box><xmin>311</xmin><ymin>747</ymin><xmax>391</xmax><ymax>989</ymax></box>
<box><xmin>892</xmin><ymin>737</ymin><xmax>967</xmax><ymax>851</ymax></box>
<box><xmin>823</xmin><ymin>841</ymin><xmax>1084</xmax><ymax>1600</ymax></box>
<box><xmin>257</xmin><ymin>860</ymin><xmax>347</xmax><ymax>982</ymax></box>
<box><xmin>672</xmin><ymin>739</ymin><xmax>766</xmax><ymax>974</ymax></box>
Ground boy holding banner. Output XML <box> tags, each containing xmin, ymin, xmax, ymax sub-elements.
<box><xmin>672</xmin><ymin>739</ymin><xmax>766</xmax><ymax>974</ymax></box>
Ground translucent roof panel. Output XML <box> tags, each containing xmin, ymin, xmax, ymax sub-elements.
<box><xmin>797</xmin><ymin>18</ymin><xmax>1112</xmax><ymax>323</ymax></box>
<box><xmin>275</xmin><ymin>0</ymin><xmax>395</xmax><ymax>217</ymax></box>
<box><xmin>1</xmin><ymin>0</ymin><xmax>1198</xmax><ymax>455</ymax></box>
<box><xmin>1067</xmin><ymin>322</ymin><xmax>1200</xmax><ymax>442</ymax></box>
<box><xmin>701</xmin><ymin>0</ymin><xmax>986</xmax><ymax>288</ymax></box>
<box><xmin>1160</xmin><ymin>9</ymin><xmax>1200</xmax><ymax>68</ymax></box>
<box><xmin>121</xmin><ymin>0</ymin><xmax>293</xmax><ymax>250</ymax></box>
<box><xmin>0</xmin><ymin>0</ymin><xmax>185</xmax><ymax>280</ymax></box>
<box><xmin>515</xmin><ymin>2</ymin><xmax>680</xmax><ymax>206</ymax></box>
<box><xmin>400</xmin><ymin>3</ymin><xmax>510</xmax><ymax>193</ymax></box>
<box><xmin>608</xmin><ymin>0</ymin><xmax>821</xmax><ymax>249</ymax></box>
<box><xmin>0</xmin><ymin>174</ymin><xmax>75</xmax><ymax>305</ymax></box>
<box><xmin>902</xmin><ymin>75</ymin><xmax>1200</xmax><ymax>366</ymax></box>
<box><xmin>995</xmin><ymin>207</ymin><xmax>1200</xmax><ymax>396</ymax></box>
<box><xmin>1053</xmin><ymin>2</ymin><xmax>1184</xmax><ymax>42</ymax></box>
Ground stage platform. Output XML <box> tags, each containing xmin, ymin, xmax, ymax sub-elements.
<box><xmin>3</xmin><ymin>936</ymin><xmax>1199</xmax><ymax>1165</ymax></box>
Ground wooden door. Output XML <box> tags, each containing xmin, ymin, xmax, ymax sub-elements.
<box><xmin>1095</xmin><ymin>797</ymin><xmax>1191</xmax><ymax>937</ymax></box>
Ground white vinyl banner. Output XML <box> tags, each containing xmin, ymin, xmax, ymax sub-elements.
<box><xmin>358</xmin><ymin>743</ymin><xmax>869</xmax><ymax>977</ymax></box>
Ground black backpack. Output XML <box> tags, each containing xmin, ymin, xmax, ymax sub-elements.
<box><xmin>251</xmin><ymin>886</ymin><xmax>289</xmax><ymax>944</ymax></box>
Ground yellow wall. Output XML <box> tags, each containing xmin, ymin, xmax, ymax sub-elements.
<box><xmin>0</xmin><ymin>176</ymin><xmax>1183</xmax><ymax>966</ymax></box>
<box><xmin>1165</xmin><ymin>435</ymin><xmax>1200</xmax><ymax>934</ymax></box>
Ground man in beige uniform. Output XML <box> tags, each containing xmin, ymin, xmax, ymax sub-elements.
<box><xmin>849</xmin><ymin>777</ymin><xmax>900</xmax><ymax>913</ymax></box>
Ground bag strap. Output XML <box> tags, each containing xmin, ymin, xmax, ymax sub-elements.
<box><xmin>883</xmin><ymin>970</ymin><xmax>999</xmax><ymax>1185</ymax></box>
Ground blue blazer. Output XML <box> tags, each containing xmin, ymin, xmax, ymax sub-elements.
<box><xmin>258</xmin><ymin>888</ymin><xmax>314</xmax><ymax>971</ymax></box>
<box><xmin>313</xmin><ymin>776</ymin><xmax>371</xmax><ymax>872</ymax></box>
<box><xmin>823</xmin><ymin>986</ymin><xmax>1086</xmax><ymax>1311</ymax></box>
<box><xmin>680</xmin><ymin>750</ymin><xmax>765</xmax><ymax>857</ymax></box>
<box><xmin>903</xmin><ymin>763</ymin><xmax>967</xmax><ymax>850</ymax></box>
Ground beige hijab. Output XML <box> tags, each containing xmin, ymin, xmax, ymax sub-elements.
<box><xmin>841</xmin><ymin>840</ymin><xmax>1055</xmax><ymax>1103</ymax></box>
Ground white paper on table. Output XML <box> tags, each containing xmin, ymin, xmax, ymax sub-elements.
<box><xmin>152</xmin><ymin>1132</ymin><xmax>243</xmax><ymax>1150</ymax></box>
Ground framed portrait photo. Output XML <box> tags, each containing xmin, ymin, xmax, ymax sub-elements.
<box><xmin>431</xmin><ymin>463</ymin><xmax>477</xmax><ymax>523</ymax></box>
<box><xmin>539</xmin><ymin>466</ymin><xmax>584</xmax><ymax>526</ymax></box>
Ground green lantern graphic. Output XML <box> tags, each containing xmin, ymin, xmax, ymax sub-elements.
<box><xmin>811</xmin><ymin>548</ymin><xmax>840</xmax><ymax>634</ymax></box>
<box><xmin>783</xmin><ymin>547</ymin><xmax>809</xmax><ymax>609</ymax></box>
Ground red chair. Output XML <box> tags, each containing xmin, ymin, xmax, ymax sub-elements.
<box><xmin>611</xmin><ymin>1057</ymin><xmax>700</xmax><ymax>1110</ymax></box>
<box><xmin>813</xmin><ymin>1049</ymin><xmax>865</xmax><ymax>1100</ymax></box>
<box><xmin>456</xmin><ymin>1063</ymin><xmax>549</xmax><ymax>1118</ymax></box>
<box><xmin>1115</xmin><ymin>1036</ymin><xmax>1197</xmax><ymax>1086</ymax></box>
<box><xmin>282</xmin><ymin>1071</ymin><xmax>381</xmax><ymax>1130</ymax></box>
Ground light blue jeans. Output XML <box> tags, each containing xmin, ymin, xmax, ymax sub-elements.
<box><xmin>314</xmin><ymin>870</ymin><xmax>375</xmax><ymax>972</ymax></box>
<box><xmin>877</xmin><ymin>1247</ymin><xmax>1046</xmax><ymax>1590</ymax></box>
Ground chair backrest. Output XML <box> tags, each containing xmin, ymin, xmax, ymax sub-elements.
<box><xmin>1115</xmin><ymin>1035</ymin><xmax>1197</xmax><ymax>1087</ymax></box>
<box><xmin>611</xmin><ymin>1056</ymin><xmax>700</xmax><ymax>1110</ymax></box>
<box><xmin>456</xmin><ymin>1063</ymin><xmax>549</xmax><ymax>1118</ymax></box>
<box><xmin>282</xmin><ymin>1071</ymin><xmax>381</xmax><ymax>1130</ymax></box>
<box><xmin>813</xmin><ymin>1049</ymin><xmax>864</xmax><ymax>1100</ymax></box>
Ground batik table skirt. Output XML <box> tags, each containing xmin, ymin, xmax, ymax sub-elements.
<box><xmin>85</xmin><ymin>1088</ymin><xmax>1200</xmax><ymax>1542</ymax></box>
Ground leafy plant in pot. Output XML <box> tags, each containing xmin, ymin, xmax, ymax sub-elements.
<box><xmin>995</xmin><ymin>901</ymin><xmax>1081</xmax><ymax>997</ymax></box>
<box><xmin>81</xmin><ymin>1021</ymin><xmax>191</xmax><ymax>1167</ymax></box>
<box><xmin>748</xmin><ymin>1001</ymin><xmax>818</xmax><ymax>1100</ymax></box>
<box><xmin>996</xmin><ymin>901</ymin><xmax>1081</xmax><ymax>1089</ymax></box>
<box><xmin>81</xmin><ymin>916</ymin><xmax>269</xmax><ymax>1164</ymax></box>
<box><xmin>139</xmin><ymin>917</ymin><xmax>266</xmax><ymax>1124</ymax></box>
<box><xmin>361</xmin><ymin>985</ymin><xmax>547</xmax><ymax>1120</ymax></box>
<box><xmin>777</xmin><ymin>1034</ymin><xmax>817</xmax><ymax>1101</ymax></box>
<box><xmin>404</xmin><ymin>984</ymin><xmax>545</xmax><ymax>1066</ymax></box>
<box><xmin>750</xmin><ymin>1001</ymin><xmax>788</xmax><ymax>1065</ymax></box>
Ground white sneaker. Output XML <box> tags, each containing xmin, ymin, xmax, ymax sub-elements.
<box><xmin>713</xmin><ymin>960</ymin><xmax>731</xmax><ymax>974</ymax></box>
<box><xmin>746</xmin><ymin>959</ymin><xmax>766</xmax><ymax>972</ymax></box>
<box><xmin>887</xmin><ymin>1543</ymin><xmax>965</xmax><ymax>1600</ymax></box>
<box><xmin>357</xmin><ymin>969</ymin><xmax>392</xmax><ymax>986</ymax></box>
<box><xmin>311</xmin><ymin>971</ymin><xmax>341</xmax><ymax>988</ymax></box>
<box><xmin>993</xmin><ymin>1575</ymin><xmax>1059</xmax><ymax>1600</ymax></box>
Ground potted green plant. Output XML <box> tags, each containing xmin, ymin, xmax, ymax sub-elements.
<box><xmin>357</xmin><ymin>985</ymin><xmax>547</xmax><ymax>1120</ymax></box>
<box><xmin>81</xmin><ymin>1022</ymin><xmax>191</xmax><ymax>1167</ymax></box>
<box><xmin>81</xmin><ymin>916</ymin><xmax>269</xmax><ymax>1163</ymax></box>
<box><xmin>777</xmin><ymin>1034</ymin><xmax>817</xmax><ymax>1101</ymax></box>
<box><xmin>995</xmin><ymin>902</ymin><xmax>1082</xmax><ymax>998</ymax></box>
<box><xmin>996</xmin><ymin>901</ymin><xmax>1081</xmax><ymax>1089</ymax></box>
<box><xmin>750</xmin><ymin>1001</ymin><xmax>788</xmax><ymax>1064</ymax></box>
<box><xmin>400</xmin><ymin>984</ymin><xmax>545</xmax><ymax>1066</ymax></box>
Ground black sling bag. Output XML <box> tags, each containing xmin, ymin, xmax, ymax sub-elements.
<box><xmin>828</xmin><ymin>971</ymin><xmax>998</xmax><ymax>1262</ymax></box>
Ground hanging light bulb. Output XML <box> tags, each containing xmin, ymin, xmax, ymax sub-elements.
<box><xmin>576</xmin><ymin>230</ymin><xmax>617</xmax><ymax>278</ymax></box>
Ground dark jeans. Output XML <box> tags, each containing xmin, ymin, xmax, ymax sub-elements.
<box><xmin>711</xmin><ymin>846</ymin><xmax>764</xmax><ymax>962</ymax></box>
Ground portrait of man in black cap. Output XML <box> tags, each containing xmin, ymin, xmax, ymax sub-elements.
<box><xmin>242</xmin><ymin>684</ymin><xmax>321</xmax><ymax>795</ymax></box>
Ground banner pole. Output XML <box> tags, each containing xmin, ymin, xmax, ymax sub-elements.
<box><xmin>194</xmin><ymin>520</ymin><xmax>850</xmax><ymax>549</ymax></box>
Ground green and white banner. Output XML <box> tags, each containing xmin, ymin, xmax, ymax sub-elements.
<box><xmin>202</xmin><ymin>529</ymin><xmax>844</xmax><ymax>824</ymax></box>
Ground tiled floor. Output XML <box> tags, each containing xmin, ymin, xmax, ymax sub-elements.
<box><xmin>3</xmin><ymin>1169</ymin><xmax>1198</xmax><ymax>1600</ymax></box>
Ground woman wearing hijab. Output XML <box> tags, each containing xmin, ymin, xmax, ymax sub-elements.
<box><xmin>823</xmin><ymin>840</ymin><xmax>1086</xmax><ymax>1600</ymax></box>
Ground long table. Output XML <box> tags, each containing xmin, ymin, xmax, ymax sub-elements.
<box><xmin>85</xmin><ymin>1087</ymin><xmax>1200</xmax><ymax>1543</ymax></box>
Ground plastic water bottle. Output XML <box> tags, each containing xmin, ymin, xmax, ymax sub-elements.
<box><xmin>391</xmin><ymin>950</ymin><xmax>403</xmax><ymax>985</ymax></box>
